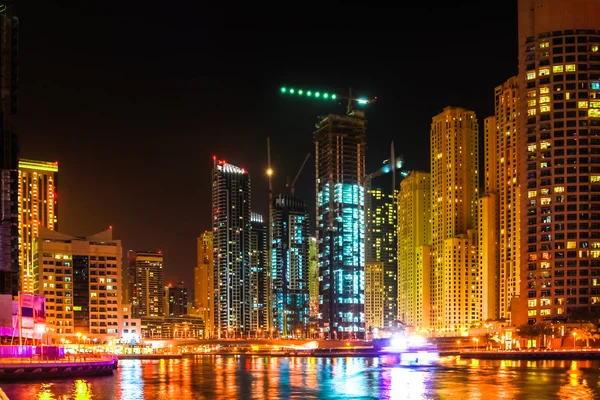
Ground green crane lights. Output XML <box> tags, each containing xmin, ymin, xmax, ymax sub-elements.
<box><xmin>280</xmin><ymin>87</ymin><xmax>337</xmax><ymax>100</ymax></box>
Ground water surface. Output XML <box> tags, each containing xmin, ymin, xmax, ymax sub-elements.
<box><xmin>2</xmin><ymin>355</ymin><xmax>600</xmax><ymax>399</ymax></box>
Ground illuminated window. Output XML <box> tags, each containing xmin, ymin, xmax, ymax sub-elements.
<box><xmin>528</xmin><ymin>108</ymin><xmax>537</xmax><ymax>116</ymax></box>
<box><xmin>590</xmin><ymin>101</ymin><xmax>600</xmax><ymax>108</ymax></box>
<box><xmin>541</xmin><ymin>161</ymin><xmax>548</xmax><ymax>168</ymax></box>
<box><xmin>567</xmin><ymin>241</ymin><xmax>577</xmax><ymax>249</ymax></box>
<box><xmin>592</xmin><ymin>82</ymin><xmax>600</xmax><ymax>90</ymax></box>
<box><xmin>541</xmin><ymin>189</ymin><xmax>550</xmax><ymax>195</ymax></box>
<box><xmin>540</xmin><ymin>105</ymin><xmax>551</xmax><ymax>112</ymax></box>
<box><xmin>565</xmin><ymin>64</ymin><xmax>576</xmax><ymax>72</ymax></box>
<box><xmin>539</xmin><ymin>42</ymin><xmax>549</xmax><ymax>48</ymax></box>
<box><xmin>566</xmin><ymin>93</ymin><xmax>571</xmax><ymax>100</ymax></box>
<box><xmin>579</xmin><ymin>101</ymin><xmax>589</xmax><ymax>109</ymax></box>
<box><xmin>590</xmin><ymin>109</ymin><xmax>600</xmax><ymax>118</ymax></box>
<box><xmin>539</xmin><ymin>68</ymin><xmax>550</xmax><ymax>76</ymax></box>
<box><xmin>528</xmin><ymin>300</ymin><xmax>537</xmax><ymax>307</ymax></box>
<box><xmin>527</xmin><ymin>71</ymin><xmax>536</xmax><ymax>80</ymax></box>
<box><xmin>528</xmin><ymin>190</ymin><xmax>537</xmax><ymax>198</ymax></box>
<box><xmin>540</xmin><ymin>262</ymin><xmax>550</xmax><ymax>269</ymax></box>
<box><xmin>539</xmin><ymin>96</ymin><xmax>550</xmax><ymax>103</ymax></box>
<box><xmin>593</xmin><ymin>45</ymin><xmax>599</xmax><ymax>52</ymax></box>
<box><xmin>541</xmin><ymin>197</ymin><xmax>551</xmax><ymax>205</ymax></box>
<box><xmin>528</xmin><ymin>99</ymin><xmax>537</xmax><ymax>107</ymax></box>
<box><xmin>540</xmin><ymin>141</ymin><xmax>551</xmax><ymax>149</ymax></box>
<box><xmin>527</xmin><ymin>144</ymin><xmax>537</xmax><ymax>152</ymax></box>
<box><xmin>540</xmin><ymin>87</ymin><xmax>550</xmax><ymax>94</ymax></box>
<box><xmin>540</xmin><ymin>309</ymin><xmax>551</xmax><ymax>316</ymax></box>
<box><xmin>528</xmin><ymin>310</ymin><xmax>537</xmax><ymax>316</ymax></box>
<box><xmin>553</xmin><ymin>65</ymin><xmax>563</xmax><ymax>73</ymax></box>
<box><xmin>527</xmin><ymin>90</ymin><xmax>537</xmax><ymax>98</ymax></box>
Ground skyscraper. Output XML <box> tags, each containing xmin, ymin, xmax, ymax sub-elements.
<box><xmin>212</xmin><ymin>157</ymin><xmax>251</xmax><ymax>337</ymax></box>
<box><xmin>195</xmin><ymin>231</ymin><xmax>213</xmax><ymax>337</ymax></box>
<box><xmin>365</xmin><ymin>147</ymin><xmax>404</xmax><ymax>327</ymax></box>
<box><xmin>128</xmin><ymin>250</ymin><xmax>164</xmax><ymax>318</ymax></box>
<box><xmin>165</xmin><ymin>282</ymin><xmax>187</xmax><ymax>317</ymax></box>
<box><xmin>364</xmin><ymin>262</ymin><xmax>384</xmax><ymax>332</ymax></box>
<box><xmin>250</xmin><ymin>212</ymin><xmax>268</xmax><ymax>335</ymax></box>
<box><xmin>0</xmin><ymin>2</ymin><xmax>19</xmax><ymax>297</ymax></box>
<box><xmin>517</xmin><ymin>0</ymin><xmax>600</xmax><ymax>324</ymax></box>
<box><xmin>430</xmin><ymin>106</ymin><xmax>479</xmax><ymax>333</ymax></box>
<box><xmin>397</xmin><ymin>171</ymin><xmax>431</xmax><ymax>328</ymax></box>
<box><xmin>18</xmin><ymin>159</ymin><xmax>58</xmax><ymax>293</ymax></box>
<box><xmin>271</xmin><ymin>194</ymin><xmax>310</xmax><ymax>336</ymax></box>
<box><xmin>315</xmin><ymin>110</ymin><xmax>366</xmax><ymax>339</ymax></box>
<box><xmin>308</xmin><ymin>236</ymin><xmax>318</xmax><ymax>318</ymax></box>
<box><xmin>480</xmin><ymin>77</ymin><xmax>520</xmax><ymax>322</ymax></box>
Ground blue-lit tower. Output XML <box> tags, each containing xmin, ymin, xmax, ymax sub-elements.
<box><xmin>315</xmin><ymin>109</ymin><xmax>366</xmax><ymax>339</ymax></box>
<box><xmin>271</xmin><ymin>194</ymin><xmax>310</xmax><ymax>337</ymax></box>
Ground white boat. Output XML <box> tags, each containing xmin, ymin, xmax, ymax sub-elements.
<box><xmin>379</xmin><ymin>334</ymin><xmax>440</xmax><ymax>367</ymax></box>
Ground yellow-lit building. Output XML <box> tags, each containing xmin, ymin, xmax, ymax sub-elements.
<box><xmin>430</xmin><ymin>106</ymin><xmax>479</xmax><ymax>333</ymax></box>
<box><xmin>364</xmin><ymin>262</ymin><xmax>385</xmax><ymax>331</ymax></box>
<box><xmin>195</xmin><ymin>231</ymin><xmax>212</xmax><ymax>337</ymax></box>
<box><xmin>480</xmin><ymin>77</ymin><xmax>520</xmax><ymax>321</ymax></box>
<box><xmin>33</xmin><ymin>227</ymin><xmax>122</xmax><ymax>343</ymax></box>
<box><xmin>18</xmin><ymin>159</ymin><xmax>58</xmax><ymax>293</ymax></box>
<box><xmin>397</xmin><ymin>171</ymin><xmax>431</xmax><ymax>328</ymax></box>
<box><xmin>128</xmin><ymin>250</ymin><xmax>164</xmax><ymax>318</ymax></box>
<box><xmin>517</xmin><ymin>0</ymin><xmax>600</xmax><ymax>325</ymax></box>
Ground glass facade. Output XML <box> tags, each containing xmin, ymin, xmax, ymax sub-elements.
<box><xmin>211</xmin><ymin>158</ymin><xmax>251</xmax><ymax>336</ymax></box>
<box><xmin>315</xmin><ymin>111</ymin><xmax>366</xmax><ymax>339</ymax></box>
<box><xmin>365</xmin><ymin>154</ymin><xmax>405</xmax><ymax>327</ymax></box>
<box><xmin>250</xmin><ymin>212</ymin><xmax>268</xmax><ymax>334</ymax></box>
<box><xmin>271</xmin><ymin>195</ymin><xmax>310</xmax><ymax>336</ymax></box>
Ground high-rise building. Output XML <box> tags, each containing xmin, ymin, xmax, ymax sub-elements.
<box><xmin>165</xmin><ymin>282</ymin><xmax>187</xmax><ymax>317</ymax></box>
<box><xmin>271</xmin><ymin>194</ymin><xmax>310</xmax><ymax>336</ymax></box>
<box><xmin>364</xmin><ymin>262</ymin><xmax>385</xmax><ymax>332</ymax></box>
<box><xmin>18</xmin><ymin>159</ymin><xmax>58</xmax><ymax>293</ymax></box>
<box><xmin>33</xmin><ymin>227</ymin><xmax>122</xmax><ymax>342</ymax></box>
<box><xmin>315</xmin><ymin>110</ymin><xmax>366</xmax><ymax>339</ymax></box>
<box><xmin>250</xmin><ymin>212</ymin><xmax>268</xmax><ymax>334</ymax></box>
<box><xmin>0</xmin><ymin>3</ymin><xmax>19</xmax><ymax>297</ymax></box>
<box><xmin>195</xmin><ymin>231</ymin><xmax>213</xmax><ymax>337</ymax></box>
<box><xmin>397</xmin><ymin>171</ymin><xmax>431</xmax><ymax>328</ymax></box>
<box><xmin>517</xmin><ymin>0</ymin><xmax>600</xmax><ymax>324</ymax></box>
<box><xmin>128</xmin><ymin>250</ymin><xmax>164</xmax><ymax>318</ymax></box>
<box><xmin>212</xmin><ymin>157</ymin><xmax>251</xmax><ymax>337</ymax></box>
<box><xmin>308</xmin><ymin>236</ymin><xmax>318</xmax><ymax>317</ymax></box>
<box><xmin>430</xmin><ymin>106</ymin><xmax>479</xmax><ymax>333</ymax></box>
<box><xmin>365</xmin><ymin>147</ymin><xmax>404</xmax><ymax>327</ymax></box>
<box><xmin>480</xmin><ymin>77</ymin><xmax>521</xmax><ymax>322</ymax></box>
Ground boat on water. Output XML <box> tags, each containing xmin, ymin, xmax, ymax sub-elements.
<box><xmin>377</xmin><ymin>334</ymin><xmax>440</xmax><ymax>367</ymax></box>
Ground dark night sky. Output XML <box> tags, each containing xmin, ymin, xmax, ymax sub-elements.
<box><xmin>14</xmin><ymin>3</ymin><xmax>518</xmax><ymax>296</ymax></box>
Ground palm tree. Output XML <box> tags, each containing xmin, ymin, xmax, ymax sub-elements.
<box><xmin>573</xmin><ymin>327</ymin><xmax>600</xmax><ymax>348</ymax></box>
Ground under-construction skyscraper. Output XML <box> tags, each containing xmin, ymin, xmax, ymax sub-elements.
<box><xmin>315</xmin><ymin>110</ymin><xmax>366</xmax><ymax>339</ymax></box>
<box><xmin>0</xmin><ymin>2</ymin><xmax>19</xmax><ymax>297</ymax></box>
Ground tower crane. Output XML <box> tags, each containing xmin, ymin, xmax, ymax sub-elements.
<box><xmin>286</xmin><ymin>153</ymin><xmax>311</xmax><ymax>197</ymax></box>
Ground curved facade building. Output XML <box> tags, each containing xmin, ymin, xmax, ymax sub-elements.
<box><xmin>518</xmin><ymin>0</ymin><xmax>600</xmax><ymax>324</ymax></box>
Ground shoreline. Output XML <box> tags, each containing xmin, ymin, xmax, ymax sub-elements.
<box><xmin>0</xmin><ymin>357</ymin><xmax>118</xmax><ymax>381</ymax></box>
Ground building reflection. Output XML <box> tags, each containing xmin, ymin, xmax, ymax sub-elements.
<box><xmin>557</xmin><ymin>361</ymin><xmax>595</xmax><ymax>400</ymax></box>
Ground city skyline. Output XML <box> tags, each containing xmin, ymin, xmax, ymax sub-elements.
<box><xmin>13</xmin><ymin>2</ymin><xmax>518</xmax><ymax>286</ymax></box>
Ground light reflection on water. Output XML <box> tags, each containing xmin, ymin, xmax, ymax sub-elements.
<box><xmin>1</xmin><ymin>356</ymin><xmax>600</xmax><ymax>399</ymax></box>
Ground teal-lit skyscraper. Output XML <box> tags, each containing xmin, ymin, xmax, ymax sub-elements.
<box><xmin>315</xmin><ymin>110</ymin><xmax>366</xmax><ymax>339</ymax></box>
<box><xmin>271</xmin><ymin>194</ymin><xmax>310</xmax><ymax>336</ymax></box>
